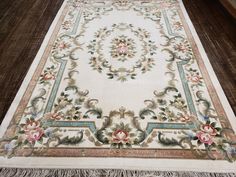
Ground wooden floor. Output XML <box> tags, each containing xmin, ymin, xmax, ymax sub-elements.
<box><xmin>0</xmin><ymin>0</ymin><xmax>235</xmax><ymax>124</ymax></box>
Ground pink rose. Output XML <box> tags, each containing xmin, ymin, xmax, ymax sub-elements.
<box><xmin>23</xmin><ymin>120</ymin><xmax>40</xmax><ymax>131</ymax></box>
<box><xmin>201</xmin><ymin>124</ymin><xmax>217</xmax><ymax>136</ymax></box>
<box><xmin>26</xmin><ymin>128</ymin><xmax>44</xmax><ymax>143</ymax></box>
<box><xmin>58</xmin><ymin>42</ymin><xmax>70</xmax><ymax>50</ymax></box>
<box><xmin>196</xmin><ymin>132</ymin><xmax>213</xmax><ymax>145</ymax></box>
<box><xmin>187</xmin><ymin>75</ymin><xmax>201</xmax><ymax>83</ymax></box>
<box><xmin>117</xmin><ymin>43</ymin><xmax>128</xmax><ymax>54</ymax></box>
<box><xmin>23</xmin><ymin>120</ymin><xmax>44</xmax><ymax>143</ymax></box>
<box><xmin>42</xmin><ymin>72</ymin><xmax>55</xmax><ymax>80</ymax></box>
<box><xmin>112</xmin><ymin>129</ymin><xmax>129</xmax><ymax>144</ymax></box>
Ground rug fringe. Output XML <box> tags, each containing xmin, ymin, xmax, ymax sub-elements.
<box><xmin>0</xmin><ymin>168</ymin><xmax>235</xmax><ymax>177</ymax></box>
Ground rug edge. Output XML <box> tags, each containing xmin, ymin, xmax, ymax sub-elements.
<box><xmin>178</xmin><ymin>0</ymin><xmax>236</xmax><ymax>127</ymax></box>
<box><xmin>0</xmin><ymin>168</ymin><xmax>235</xmax><ymax>177</ymax></box>
<box><xmin>0</xmin><ymin>0</ymin><xmax>69</xmax><ymax>137</ymax></box>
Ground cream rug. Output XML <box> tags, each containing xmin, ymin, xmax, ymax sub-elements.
<box><xmin>0</xmin><ymin>0</ymin><xmax>236</xmax><ymax>176</ymax></box>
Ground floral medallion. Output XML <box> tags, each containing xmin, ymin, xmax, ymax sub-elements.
<box><xmin>87</xmin><ymin>23</ymin><xmax>157</xmax><ymax>81</ymax></box>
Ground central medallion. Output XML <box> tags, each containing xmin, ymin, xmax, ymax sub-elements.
<box><xmin>110</xmin><ymin>35</ymin><xmax>136</xmax><ymax>62</ymax></box>
<box><xmin>87</xmin><ymin>23</ymin><xmax>157</xmax><ymax>82</ymax></box>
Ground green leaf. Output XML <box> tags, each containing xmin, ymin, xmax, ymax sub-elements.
<box><xmin>160</xmin><ymin>107</ymin><xmax>165</xmax><ymax>111</ymax></box>
<box><xmin>83</xmin><ymin>115</ymin><xmax>88</xmax><ymax>118</ymax></box>
<box><xmin>107</xmin><ymin>73</ymin><xmax>113</xmax><ymax>79</ymax></box>
<box><xmin>152</xmin><ymin>116</ymin><xmax>157</xmax><ymax>119</ymax></box>
<box><xmin>37</xmin><ymin>139</ymin><xmax>43</xmax><ymax>144</ymax></box>
<box><xmin>197</xmin><ymin>140</ymin><xmax>202</xmax><ymax>145</ymax></box>
<box><xmin>210</xmin><ymin>122</ymin><xmax>216</xmax><ymax>127</ymax></box>
<box><xmin>18</xmin><ymin>130</ymin><xmax>25</xmax><ymax>134</ymax></box>
<box><xmin>24</xmin><ymin>140</ymin><xmax>29</xmax><ymax>145</ymax></box>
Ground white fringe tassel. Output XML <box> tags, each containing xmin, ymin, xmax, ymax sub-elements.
<box><xmin>0</xmin><ymin>168</ymin><xmax>235</xmax><ymax>177</ymax></box>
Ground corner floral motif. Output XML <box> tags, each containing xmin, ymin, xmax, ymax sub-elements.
<box><xmin>1</xmin><ymin>118</ymin><xmax>57</xmax><ymax>158</ymax></box>
<box><xmin>195</xmin><ymin>122</ymin><xmax>220</xmax><ymax>146</ymax></box>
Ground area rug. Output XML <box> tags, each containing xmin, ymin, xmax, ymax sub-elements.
<box><xmin>0</xmin><ymin>0</ymin><xmax>236</xmax><ymax>176</ymax></box>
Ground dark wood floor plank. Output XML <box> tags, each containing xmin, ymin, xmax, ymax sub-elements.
<box><xmin>0</xmin><ymin>0</ymin><xmax>64</xmax><ymax>123</ymax></box>
<box><xmin>0</xmin><ymin>0</ymin><xmax>235</xmax><ymax>124</ymax></box>
<box><xmin>183</xmin><ymin>0</ymin><xmax>236</xmax><ymax>114</ymax></box>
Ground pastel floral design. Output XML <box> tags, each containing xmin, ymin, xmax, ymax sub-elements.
<box><xmin>173</xmin><ymin>21</ymin><xmax>183</xmax><ymax>31</ymax></box>
<box><xmin>52</xmin><ymin>35</ymin><xmax>78</xmax><ymax>59</ymax></box>
<box><xmin>170</xmin><ymin>94</ymin><xmax>187</xmax><ymax>110</ymax></box>
<box><xmin>108</xmin><ymin>124</ymin><xmax>135</xmax><ymax>148</ymax></box>
<box><xmin>44</xmin><ymin>112</ymin><xmax>64</xmax><ymax>120</ymax></box>
<box><xmin>134</xmin><ymin>6</ymin><xmax>162</xmax><ymax>23</ymax></box>
<box><xmin>62</xmin><ymin>20</ymin><xmax>73</xmax><ymax>30</ymax></box>
<box><xmin>110</xmin><ymin>35</ymin><xmax>136</xmax><ymax>62</ymax></box>
<box><xmin>200</xmin><ymin>124</ymin><xmax>217</xmax><ymax>137</ymax></box>
<box><xmin>66</xmin><ymin>106</ymin><xmax>82</xmax><ymax>120</ymax></box>
<box><xmin>178</xmin><ymin>113</ymin><xmax>195</xmax><ymax>122</ymax></box>
<box><xmin>112</xmin><ymin>129</ymin><xmax>129</xmax><ymax>144</ymax></box>
<box><xmin>188</xmin><ymin>75</ymin><xmax>201</xmax><ymax>83</ymax></box>
<box><xmin>25</xmin><ymin>127</ymin><xmax>44</xmax><ymax>143</ymax></box>
<box><xmin>41</xmin><ymin>72</ymin><xmax>55</xmax><ymax>80</ymax></box>
<box><xmin>156</xmin><ymin>0</ymin><xmax>177</xmax><ymax>8</ymax></box>
<box><xmin>196</xmin><ymin>132</ymin><xmax>214</xmax><ymax>145</ymax></box>
<box><xmin>40</xmin><ymin>65</ymin><xmax>56</xmax><ymax>84</ymax></box>
<box><xmin>23</xmin><ymin>119</ymin><xmax>41</xmax><ymax>131</ymax></box>
<box><xmin>57</xmin><ymin>41</ymin><xmax>71</xmax><ymax>51</ymax></box>
<box><xmin>113</xmin><ymin>0</ymin><xmax>133</xmax><ymax>10</ymax></box>
<box><xmin>22</xmin><ymin>119</ymin><xmax>44</xmax><ymax>143</ymax></box>
<box><xmin>193</xmin><ymin>121</ymin><xmax>221</xmax><ymax>146</ymax></box>
<box><xmin>70</xmin><ymin>0</ymin><xmax>87</xmax><ymax>8</ymax></box>
<box><xmin>162</xmin><ymin>36</ymin><xmax>193</xmax><ymax>61</ymax></box>
<box><xmin>87</xmin><ymin>23</ymin><xmax>157</xmax><ymax>81</ymax></box>
<box><xmin>173</xmin><ymin>41</ymin><xmax>190</xmax><ymax>54</ymax></box>
<box><xmin>186</xmin><ymin>68</ymin><xmax>203</xmax><ymax>86</ymax></box>
<box><xmin>97</xmin><ymin>108</ymin><xmax>145</xmax><ymax>148</ymax></box>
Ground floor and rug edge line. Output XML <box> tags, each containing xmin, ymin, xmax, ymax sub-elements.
<box><xmin>0</xmin><ymin>0</ymin><xmax>68</xmax><ymax>138</ymax></box>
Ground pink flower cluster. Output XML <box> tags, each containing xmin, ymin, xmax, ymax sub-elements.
<box><xmin>23</xmin><ymin>120</ymin><xmax>44</xmax><ymax>143</ymax></box>
<box><xmin>196</xmin><ymin>124</ymin><xmax>217</xmax><ymax>145</ymax></box>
